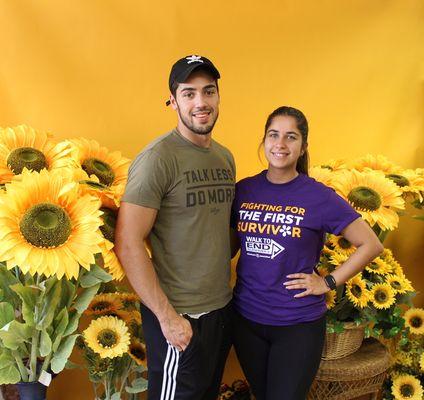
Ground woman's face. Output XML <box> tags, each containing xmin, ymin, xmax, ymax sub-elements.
<box><xmin>264</xmin><ymin>115</ymin><xmax>305</xmax><ymax>174</ymax></box>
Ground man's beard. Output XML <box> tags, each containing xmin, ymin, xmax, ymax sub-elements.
<box><xmin>177</xmin><ymin>107</ymin><xmax>219</xmax><ymax>135</ymax></box>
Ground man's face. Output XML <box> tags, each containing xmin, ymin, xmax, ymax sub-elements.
<box><xmin>170</xmin><ymin>70</ymin><xmax>219</xmax><ymax>135</ymax></box>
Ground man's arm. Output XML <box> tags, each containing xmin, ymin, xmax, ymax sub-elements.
<box><xmin>114</xmin><ymin>202</ymin><xmax>192</xmax><ymax>351</ymax></box>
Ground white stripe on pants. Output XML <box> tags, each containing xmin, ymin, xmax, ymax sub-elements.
<box><xmin>160</xmin><ymin>343</ymin><xmax>180</xmax><ymax>400</ymax></box>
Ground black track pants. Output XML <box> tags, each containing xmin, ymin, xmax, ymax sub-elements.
<box><xmin>141</xmin><ymin>302</ymin><xmax>233</xmax><ymax>400</ymax></box>
<box><xmin>233</xmin><ymin>310</ymin><xmax>326</xmax><ymax>400</ymax></box>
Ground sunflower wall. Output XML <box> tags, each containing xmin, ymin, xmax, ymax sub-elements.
<box><xmin>0</xmin><ymin>0</ymin><xmax>423</xmax><ymax>398</ymax></box>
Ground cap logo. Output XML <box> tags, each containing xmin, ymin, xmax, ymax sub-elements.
<box><xmin>186</xmin><ymin>55</ymin><xmax>204</xmax><ymax>64</ymax></box>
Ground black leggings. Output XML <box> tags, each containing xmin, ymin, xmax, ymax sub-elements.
<box><xmin>233</xmin><ymin>310</ymin><xmax>326</xmax><ymax>400</ymax></box>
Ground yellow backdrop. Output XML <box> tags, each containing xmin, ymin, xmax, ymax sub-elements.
<box><xmin>0</xmin><ymin>1</ymin><xmax>423</xmax><ymax>398</ymax></box>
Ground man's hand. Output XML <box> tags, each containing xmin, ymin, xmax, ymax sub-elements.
<box><xmin>159</xmin><ymin>311</ymin><xmax>193</xmax><ymax>351</ymax></box>
<box><xmin>283</xmin><ymin>271</ymin><xmax>329</xmax><ymax>298</ymax></box>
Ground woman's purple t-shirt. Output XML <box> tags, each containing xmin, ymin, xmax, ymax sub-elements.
<box><xmin>232</xmin><ymin>171</ymin><xmax>361</xmax><ymax>326</ymax></box>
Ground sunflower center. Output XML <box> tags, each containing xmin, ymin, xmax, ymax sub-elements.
<box><xmin>351</xmin><ymin>284</ymin><xmax>362</xmax><ymax>298</ymax></box>
<box><xmin>93</xmin><ymin>301</ymin><xmax>113</xmax><ymax>312</ymax></box>
<box><xmin>390</xmin><ymin>280</ymin><xmax>401</xmax><ymax>290</ymax></box>
<box><xmin>80</xmin><ymin>180</ymin><xmax>109</xmax><ymax>190</ymax></box>
<box><xmin>97</xmin><ymin>329</ymin><xmax>118</xmax><ymax>348</ymax></box>
<box><xmin>130</xmin><ymin>345</ymin><xmax>145</xmax><ymax>360</ymax></box>
<box><xmin>410</xmin><ymin>316</ymin><xmax>423</xmax><ymax>328</ymax></box>
<box><xmin>82</xmin><ymin>158</ymin><xmax>115</xmax><ymax>186</ymax></box>
<box><xmin>375</xmin><ymin>290</ymin><xmax>387</xmax><ymax>303</ymax></box>
<box><xmin>348</xmin><ymin>187</ymin><xmax>382</xmax><ymax>211</ymax></box>
<box><xmin>400</xmin><ymin>342</ymin><xmax>412</xmax><ymax>352</ymax></box>
<box><xmin>100</xmin><ymin>207</ymin><xmax>117</xmax><ymax>243</ymax></box>
<box><xmin>338</xmin><ymin>238</ymin><xmax>352</xmax><ymax>250</ymax></box>
<box><xmin>7</xmin><ymin>147</ymin><xmax>48</xmax><ymax>174</ymax></box>
<box><xmin>20</xmin><ymin>203</ymin><xmax>72</xmax><ymax>247</ymax></box>
<box><xmin>400</xmin><ymin>384</ymin><xmax>413</xmax><ymax>397</ymax></box>
<box><xmin>386</xmin><ymin>174</ymin><xmax>409</xmax><ymax>188</ymax></box>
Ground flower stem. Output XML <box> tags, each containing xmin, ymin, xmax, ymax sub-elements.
<box><xmin>29</xmin><ymin>328</ymin><xmax>40</xmax><ymax>381</ymax></box>
<box><xmin>12</xmin><ymin>351</ymin><xmax>29</xmax><ymax>382</ymax></box>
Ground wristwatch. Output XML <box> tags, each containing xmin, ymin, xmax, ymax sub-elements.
<box><xmin>324</xmin><ymin>274</ymin><xmax>337</xmax><ymax>290</ymax></box>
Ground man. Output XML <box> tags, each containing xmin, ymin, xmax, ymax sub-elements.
<box><xmin>115</xmin><ymin>55</ymin><xmax>235</xmax><ymax>400</ymax></box>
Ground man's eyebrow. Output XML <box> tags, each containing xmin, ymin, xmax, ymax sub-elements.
<box><xmin>179</xmin><ymin>84</ymin><xmax>217</xmax><ymax>93</ymax></box>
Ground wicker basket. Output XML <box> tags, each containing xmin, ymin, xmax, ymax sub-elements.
<box><xmin>322</xmin><ymin>322</ymin><xmax>365</xmax><ymax>360</ymax></box>
<box><xmin>308</xmin><ymin>339</ymin><xmax>390</xmax><ymax>400</ymax></box>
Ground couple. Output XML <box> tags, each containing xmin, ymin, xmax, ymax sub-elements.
<box><xmin>115</xmin><ymin>55</ymin><xmax>383</xmax><ymax>400</ymax></box>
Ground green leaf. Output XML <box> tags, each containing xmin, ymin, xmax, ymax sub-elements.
<box><xmin>397</xmin><ymin>292</ymin><xmax>416</xmax><ymax>307</ymax></box>
<box><xmin>412</xmin><ymin>214</ymin><xmax>424</xmax><ymax>220</ymax></box>
<box><xmin>10</xmin><ymin>283</ymin><xmax>37</xmax><ymax>325</ymax></box>
<box><xmin>37</xmin><ymin>278</ymin><xmax>62</xmax><ymax>330</ymax></box>
<box><xmin>125</xmin><ymin>377</ymin><xmax>148</xmax><ymax>393</ymax></box>
<box><xmin>63</xmin><ymin>311</ymin><xmax>80</xmax><ymax>336</ymax></box>
<box><xmin>133</xmin><ymin>365</ymin><xmax>147</xmax><ymax>373</ymax></box>
<box><xmin>0</xmin><ymin>364</ymin><xmax>21</xmax><ymax>384</ymax></box>
<box><xmin>0</xmin><ymin>302</ymin><xmax>15</xmax><ymax>329</ymax></box>
<box><xmin>0</xmin><ymin>351</ymin><xmax>15</xmax><ymax>368</ymax></box>
<box><xmin>39</xmin><ymin>330</ymin><xmax>52</xmax><ymax>357</ymax></box>
<box><xmin>73</xmin><ymin>283</ymin><xmax>100</xmax><ymax>314</ymax></box>
<box><xmin>59</xmin><ymin>279</ymin><xmax>76</xmax><ymax>310</ymax></box>
<box><xmin>111</xmin><ymin>393</ymin><xmax>121</xmax><ymax>400</ymax></box>
<box><xmin>65</xmin><ymin>360</ymin><xmax>81</xmax><ymax>369</ymax></box>
<box><xmin>80</xmin><ymin>265</ymin><xmax>112</xmax><ymax>288</ymax></box>
<box><xmin>52</xmin><ymin>308</ymin><xmax>69</xmax><ymax>352</ymax></box>
<box><xmin>50</xmin><ymin>334</ymin><xmax>79</xmax><ymax>374</ymax></box>
<box><xmin>0</xmin><ymin>321</ymin><xmax>33</xmax><ymax>350</ymax></box>
<box><xmin>0</xmin><ymin>266</ymin><xmax>19</xmax><ymax>307</ymax></box>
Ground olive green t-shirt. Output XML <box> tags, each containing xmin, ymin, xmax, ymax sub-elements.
<box><xmin>122</xmin><ymin>130</ymin><xmax>235</xmax><ymax>314</ymax></box>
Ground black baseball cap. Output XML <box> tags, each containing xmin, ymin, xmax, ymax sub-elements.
<box><xmin>166</xmin><ymin>55</ymin><xmax>220</xmax><ymax>106</ymax></box>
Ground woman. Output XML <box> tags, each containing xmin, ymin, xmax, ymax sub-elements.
<box><xmin>230</xmin><ymin>106</ymin><xmax>383</xmax><ymax>400</ymax></box>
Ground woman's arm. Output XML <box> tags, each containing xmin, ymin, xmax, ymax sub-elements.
<box><xmin>284</xmin><ymin>218</ymin><xmax>384</xmax><ymax>298</ymax></box>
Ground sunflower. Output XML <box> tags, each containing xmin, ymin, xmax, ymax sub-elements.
<box><xmin>386</xmin><ymin>168</ymin><xmax>424</xmax><ymax>202</ymax></box>
<box><xmin>328</xmin><ymin>235</ymin><xmax>356</xmax><ymax>256</ymax></box>
<box><xmin>404</xmin><ymin>308</ymin><xmax>424</xmax><ymax>335</ymax></box>
<box><xmin>332</xmin><ymin>169</ymin><xmax>404</xmax><ymax>231</ymax></box>
<box><xmin>380</xmin><ymin>248</ymin><xmax>404</xmax><ymax>275</ymax></box>
<box><xmin>365</xmin><ymin>257</ymin><xmax>391</xmax><ymax>276</ymax></box>
<box><xmin>391</xmin><ymin>374</ymin><xmax>423</xmax><ymax>400</ymax></box>
<box><xmin>351</xmin><ymin>154</ymin><xmax>399</xmax><ymax>174</ymax></box>
<box><xmin>0</xmin><ymin>125</ymin><xmax>75</xmax><ymax>184</ymax></box>
<box><xmin>118</xmin><ymin>293</ymin><xmax>140</xmax><ymax>310</ymax></box>
<box><xmin>309</xmin><ymin>166</ymin><xmax>336</xmax><ymax>187</ymax></box>
<box><xmin>128</xmin><ymin>339</ymin><xmax>147</xmax><ymax>366</ymax></box>
<box><xmin>84</xmin><ymin>316</ymin><xmax>130</xmax><ymax>359</ymax></box>
<box><xmin>107</xmin><ymin>309</ymin><xmax>132</xmax><ymax>324</ymax></box>
<box><xmin>419</xmin><ymin>353</ymin><xmax>424</xmax><ymax>372</ymax></box>
<box><xmin>393</xmin><ymin>351</ymin><xmax>413</xmax><ymax>367</ymax></box>
<box><xmin>321</xmin><ymin>244</ymin><xmax>334</xmax><ymax>257</ymax></box>
<box><xmin>319</xmin><ymin>158</ymin><xmax>348</xmax><ymax>171</ymax></box>
<box><xmin>99</xmin><ymin>239</ymin><xmax>125</xmax><ymax>281</ymax></box>
<box><xmin>0</xmin><ymin>169</ymin><xmax>103</xmax><ymax>279</ymax></box>
<box><xmin>329</xmin><ymin>252</ymin><xmax>349</xmax><ymax>268</ymax></box>
<box><xmin>325</xmin><ymin>290</ymin><xmax>336</xmax><ymax>309</ymax></box>
<box><xmin>71</xmin><ymin>167</ymin><xmax>122</xmax><ymax>210</ymax></box>
<box><xmin>346</xmin><ymin>275</ymin><xmax>369</xmax><ymax>308</ymax></box>
<box><xmin>68</xmin><ymin>137</ymin><xmax>130</xmax><ymax>190</ymax></box>
<box><xmin>369</xmin><ymin>283</ymin><xmax>396</xmax><ymax>310</ymax></box>
<box><xmin>386</xmin><ymin>274</ymin><xmax>412</xmax><ymax>295</ymax></box>
<box><xmin>85</xmin><ymin>293</ymin><xmax>124</xmax><ymax>316</ymax></box>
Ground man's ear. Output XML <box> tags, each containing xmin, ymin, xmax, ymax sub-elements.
<box><xmin>170</xmin><ymin>94</ymin><xmax>178</xmax><ymax>110</ymax></box>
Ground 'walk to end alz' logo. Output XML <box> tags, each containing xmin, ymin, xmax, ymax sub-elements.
<box><xmin>245</xmin><ymin>236</ymin><xmax>285</xmax><ymax>259</ymax></box>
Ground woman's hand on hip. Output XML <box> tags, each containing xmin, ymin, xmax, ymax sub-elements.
<box><xmin>283</xmin><ymin>271</ymin><xmax>329</xmax><ymax>298</ymax></box>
